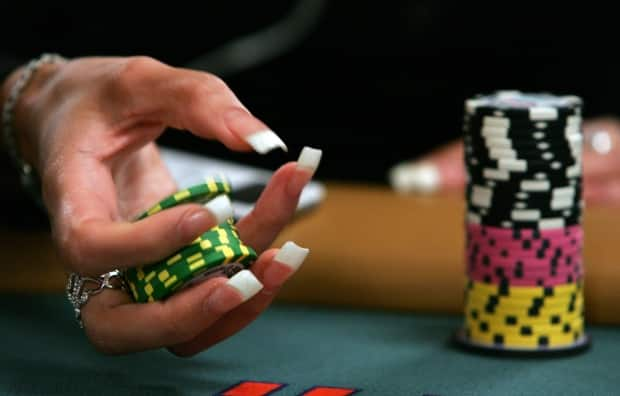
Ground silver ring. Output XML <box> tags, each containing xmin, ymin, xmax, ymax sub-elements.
<box><xmin>65</xmin><ymin>270</ymin><xmax>127</xmax><ymax>328</ymax></box>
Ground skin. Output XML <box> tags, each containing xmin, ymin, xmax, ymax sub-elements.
<box><xmin>413</xmin><ymin>118</ymin><xmax>620</xmax><ymax>205</ymax></box>
<box><xmin>1</xmin><ymin>56</ymin><xmax>314</xmax><ymax>356</ymax></box>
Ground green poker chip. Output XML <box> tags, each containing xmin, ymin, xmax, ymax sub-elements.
<box><xmin>124</xmin><ymin>176</ymin><xmax>257</xmax><ymax>303</ymax></box>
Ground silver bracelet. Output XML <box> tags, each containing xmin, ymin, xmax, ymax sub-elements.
<box><xmin>1</xmin><ymin>53</ymin><xmax>66</xmax><ymax>200</ymax></box>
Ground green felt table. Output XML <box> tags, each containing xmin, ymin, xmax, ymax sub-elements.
<box><xmin>1</xmin><ymin>294</ymin><xmax>619</xmax><ymax>396</ymax></box>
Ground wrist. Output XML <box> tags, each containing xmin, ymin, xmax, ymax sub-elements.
<box><xmin>0</xmin><ymin>68</ymin><xmax>21</xmax><ymax>150</ymax></box>
<box><xmin>1</xmin><ymin>60</ymin><xmax>65</xmax><ymax>169</ymax></box>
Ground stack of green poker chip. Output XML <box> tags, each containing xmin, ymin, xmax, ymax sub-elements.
<box><xmin>124</xmin><ymin>176</ymin><xmax>258</xmax><ymax>303</ymax></box>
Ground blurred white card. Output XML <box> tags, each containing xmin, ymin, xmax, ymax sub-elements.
<box><xmin>160</xmin><ymin>146</ymin><xmax>326</xmax><ymax>220</ymax></box>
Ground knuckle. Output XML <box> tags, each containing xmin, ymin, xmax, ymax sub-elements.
<box><xmin>83</xmin><ymin>320</ymin><xmax>121</xmax><ymax>355</ymax></box>
<box><xmin>249</xmin><ymin>210</ymin><xmax>284</xmax><ymax>234</ymax></box>
<box><xmin>181</xmin><ymin>80</ymin><xmax>211</xmax><ymax>111</ymax></box>
<box><xmin>54</xmin><ymin>221</ymin><xmax>95</xmax><ymax>274</ymax></box>
<box><xmin>110</xmin><ymin>56</ymin><xmax>160</xmax><ymax>95</ymax></box>
<box><xmin>159</xmin><ymin>310</ymin><xmax>197</xmax><ymax>344</ymax></box>
<box><xmin>182</xmin><ymin>74</ymin><xmax>229</xmax><ymax>108</ymax></box>
<box><xmin>84</xmin><ymin>331</ymin><xmax>117</xmax><ymax>355</ymax></box>
<box><xmin>202</xmin><ymin>73</ymin><xmax>228</xmax><ymax>91</ymax></box>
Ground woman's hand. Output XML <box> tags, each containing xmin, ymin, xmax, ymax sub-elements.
<box><xmin>389</xmin><ymin>117</ymin><xmax>620</xmax><ymax>206</ymax></box>
<box><xmin>2</xmin><ymin>56</ymin><xmax>321</xmax><ymax>355</ymax></box>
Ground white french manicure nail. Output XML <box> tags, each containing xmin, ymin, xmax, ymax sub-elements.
<box><xmin>245</xmin><ymin>130</ymin><xmax>288</xmax><ymax>154</ymax></box>
<box><xmin>204</xmin><ymin>195</ymin><xmax>233</xmax><ymax>224</ymax></box>
<box><xmin>389</xmin><ymin>161</ymin><xmax>440</xmax><ymax>194</ymax></box>
<box><xmin>297</xmin><ymin>146</ymin><xmax>322</xmax><ymax>174</ymax></box>
<box><xmin>274</xmin><ymin>241</ymin><xmax>310</xmax><ymax>272</ymax></box>
<box><xmin>226</xmin><ymin>270</ymin><xmax>263</xmax><ymax>302</ymax></box>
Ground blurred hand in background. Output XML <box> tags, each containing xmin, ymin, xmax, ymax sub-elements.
<box><xmin>389</xmin><ymin>117</ymin><xmax>620</xmax><ymax>206</ymax></box>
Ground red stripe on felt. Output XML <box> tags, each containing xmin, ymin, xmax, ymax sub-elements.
<box><xmin>222</xmin><ymin>381</ymin><xmax>284</xmax><ymax>396</ymax></box>
<box><xmin>301</xmin><ymin>387</ymin><xmax>357</xmax><ymax>396</ymax></box>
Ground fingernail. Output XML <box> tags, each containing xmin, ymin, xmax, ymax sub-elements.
<box><xmin>297</xmin><ymin>146</ymin><xmax>322</xmax><ymax>174</ymax></box>
<box><xmin>274</xmin><ymin>241</ymin><xmax>309</xmax><ymax>272</ymax></box>
<box><xmin>184</xmin><ymin>210</ymin><xmax>214</xmax><ymax>238</ymax></box>
<box><xmin>225</xmin><ymin>108</ymin><xmax>287</xmax><ymax>154</ymax></box>
<box><xmin>205</xmin><ymin>272</ymin><xmax>262</xmax><ymax>315</ymax></box>
<box><xmin>204</xmin><ymin>195</ymin><xmax>233</xmax><ymax>224</ymax></box>
<box><xmin>226</xmin><ymin>269</ymin><xmax>263</xmax><ymax>302</ymax></box>
<box><xmin>263</xmin><ymin>241</ymin><xmax>310</xmax><ymax>287</ymax></box>
<box><xmin>287</xmin><ymin>146</ymin><xmax>322</xmax><ymax>196</ymax></box>
<box><xmin>245</xmin><ymin>130</ymin><xmax>288</xmax><ymax>154</ymax></box>
<box><xmin>388</xmin><ymin>161</ymin><xmax>440</xmax><ymax>194</ymax></box>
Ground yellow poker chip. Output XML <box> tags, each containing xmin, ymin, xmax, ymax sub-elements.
<box><xmin>466</xmin><ymin>280</ymin><xmax>582</xmax><ymax>299</ymax></box>
<box><xmin>465</xmin><ymin>325</ymin><xmax>585</xmax><ymax>349</ymax></box>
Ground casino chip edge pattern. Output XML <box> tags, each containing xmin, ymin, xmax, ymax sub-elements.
<box><xmin>123</xmin><ymin>176</ymin><xmax>258</xmax><ymax>303</ymax></box>
<box><xmin>454</xmin><ymin>90</ymin><xmax>590</xmax><ymax>356</ymax></box>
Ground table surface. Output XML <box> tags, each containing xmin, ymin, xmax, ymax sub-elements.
<box><xmin>1</xmin><ymin>294</ymin><xmax>619</xmax><ymax>396</ymax></box>
<box><xmin>2</xmin><ymin>183</ymin><xmax>620</xmax><ymax>395</ymax></box>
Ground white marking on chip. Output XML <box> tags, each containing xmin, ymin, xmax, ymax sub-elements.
<box><xmin>467</xmin><ymin>212</ymin><xmax>481</xmax><ymax>223</ymax></box>
<box><xmin>551</xmin><ymin>198</ymin><xmax>573</xmax><ymax>210</ymax></box>
<box><xmin>515</xmin><ymin>202</ymin><xmax>527</xmax><ymax>209</ymax></box>
<box><xmin>512</xmin><ymin>210</ymin><xmax>541</xmax><ymax>221</ymax></box>
<box><xmin>465</xmin><ymin>99</ymin><xmax>483</xmax><ymax>114</ymax></box>
<box><xmin>483</xmin><ymin>168</ymin><xmax>510</xmax><ymax>180</ymax></box>
<box><xmin>481</xmin><ymin>125</ymin><xmax>509</xmax><ymax>135</ymax></box>
<box><xmin>535</xmin><ymin>122</ymin><xmax>548</xmax><ymax>129</ymax></box>
<box><xmin>537</xmin><ymin>142</ymin><xmax>550</xmax><ymax>150</ymax></box>
<box><xmin>483</xmin><ymin>116</ymin><xmax>510</xmax><ymax>128</ymax></box>
<box><xmin>552</xmin><ymin>187</ymin><xmax>576</xmax><ymax>198</ymax></box>
<box><xmin>501</xmin><ymin>221</ymin><xmax>513</xmax><ymax>228</ymax></box>
<box><xmin>542</xmin><ymin>152</ymin><xmax>554</xmax><ymax>160</ymax></box>
<box><xmin>516</xmin><ymin>192</ymin><xmax>529</xmax><ymax>199</ymax></box>
<box><xmin>485</xmin><ymin>138</ymin><xmax>512</xmax><ymax>148</ymax></box>
<box><xmin>471</xmin><ymin>185</ymin><xmax>493</xmax><ymax>208</ymax></box>
<box><xmin>534</xmin><ymin>172</ymin><xmax>547</xmax><ymax>180</ymax></box>
<box><xmin>521</xmin><ymin>180</ymin><xmax>550</xmax><ymax>191</ymax></box>
<box><xmin>490</xmin><ymin>148</ymin><xmax>516</xmax><ymax>159</ymax></box>
<box><xmin>482</xmin><ymin>129</ymin><xmax>509</xmax><ymax>139</ymax></box>
<box><xmin>567</xmin><ymin>115</ymin><xmax>582</xmax><ymax>126</ymax></box>
<box><xmin>530</xmin><ymin>107</ymin><xmax>558</xmax><ymax>120</ymax></box>
<box><xmin>533</xmin><ymin>132</ymin><xmax>546</xmax><ymax>139</ymax></box>
<box><xmin>566</xmin><ymin>164</ymin><xmax>581</xmax><ymax>177</ymax></box>
<box><xmin>498</xmin><ymin>158</ymin><xmax>526</xmax><ymax>172</ymax></box>
<box><xmin>539</xmin><ymin>218</ymin><xmax>565</xmax><ymax>229</ymax></box>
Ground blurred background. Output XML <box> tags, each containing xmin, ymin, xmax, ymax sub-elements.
<box><xmin>1</xmin><ymin>1</ymin><xmax>618</xmax><ymax>190</ymax></box>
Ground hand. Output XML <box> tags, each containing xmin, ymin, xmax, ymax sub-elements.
<box><xmin>2</xmin><ymin>56</ymin><xmax>321</xmax><ymax>354</ymax></box>
<box><xmin>388</xmin><ymin>117</ymin><xmax>620</xmax><ymax>206</ymax></box>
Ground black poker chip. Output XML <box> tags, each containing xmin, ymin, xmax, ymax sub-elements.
<box><xmin>459</xmin><ymin>91</ymin><xmax>588</xmax><ymax>353</ymax></box>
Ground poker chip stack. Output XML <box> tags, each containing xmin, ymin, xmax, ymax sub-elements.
<box><xmin>456</xmin><ymin>91</ymin><xmax>590</xmax><ymax>354</ymax></box>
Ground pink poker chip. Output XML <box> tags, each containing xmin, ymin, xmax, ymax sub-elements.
<box><xmin>467</xmin><ymin>223</ymin><xmax>583</xmax><ymax>241</ymax></box>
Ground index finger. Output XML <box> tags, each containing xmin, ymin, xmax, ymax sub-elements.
<box><xmin>107</xmin><ymin>56</ymin><xmax>288</xmax><ymax>154</ymax></box>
